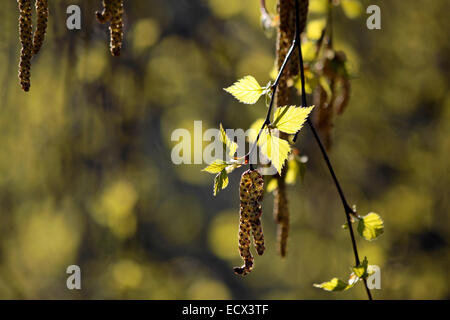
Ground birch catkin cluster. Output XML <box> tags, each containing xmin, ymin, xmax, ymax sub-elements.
<box><xmin>234</xmin><ymin>170</ymin><xmax>265</xmax><ymax>276</ymax></box>
<box><xmin>96</xmin><ymin>0</ymin><xmax>124</xmax><ymax>56</ymax></box>
<box><xmin>274</xmin><ymin>168</ymin><xmax>289</xmax><ymax>257</ymax></box>
<box><xmin>272</xmin><ymin>0</ymin><xmax>309</xmax><ymax>257</ymax></box>
<box><xmin>33</xmin><ymin>0</ymin><xmax>48</xmax><ymax>54</ymax></box>
<box><xmin>18</xmin><ymin>0</ymin><xmax>33</xmax><ymax>92</ymax></box>
<box><xmin>17</xmin><ymin>0</ymin><xmax>48</xmax><ymax>92</ymax></box>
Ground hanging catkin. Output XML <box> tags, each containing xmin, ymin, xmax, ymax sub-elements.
<box><xmin>274</xmin><ymin>167</ymin><xmax>289</xmax><ymax>257</ymax></box>
<box><xmin>18</xmin><ymin>0</ymin><xmax>33</xmax><ymax>92</ymax></box>
<box><xmin>277</xmin><ymin>0</ymin><xmax>309</xmax><ymax>80</ymax></box>
<box><xmin>109</xmin><ymin>0</ymin><xmax>124</xmax><ymax>56</ymax></box>
<box><xmin>249</xmin><ymin>171</ymin><xmax>265</xmax><ymax>255</ymax></box>
<box><xmin>96</xmin><ymin>0</ymin><xmax>124</xmax><ymax>56</ymax></box>
<box><xmin>272</xmin><ymin>0</ymin><xmax>309</xmax><ymax>257</ymax></box>
<box><xmin>234</xmin><ymin>170</ymin><xmax>265</xmax><ymax>276</ymax></box>
<box><xmin>32</xmin><ymin>0</ymin><xmax>48</xmax><ymax>55</ymax></box>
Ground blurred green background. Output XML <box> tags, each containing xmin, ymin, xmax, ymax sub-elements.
<box><xmin>0</xmin><ymin>0</ymin><xmax>448</xmax><ymax>299</ymax></box>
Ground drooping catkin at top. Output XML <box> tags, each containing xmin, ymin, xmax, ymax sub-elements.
<box><xmin>276</xmin><ymin>0</ymin><xmax>296</xmax><ymax>97</ymax></box>
<box><xmin>234</xmin><ymin>170</ymin><xmax>265</xmax><ymax>276</ymax></box>
<box><xmin>18</xmin><ymin>0</ymin><xmax>33</xmax><ymax>92</ymax></box>
<box><xmin>109</xmin><ymin>0</ymin><xmax>124</xmax><ymax>56</ymax></box>
<box><xmin>96</xmin><ymin>0</ymin><xmax>124</xmax><ymax>56</ymax></box>
<box><xmin>32</xmin><ymin>0</ymin><xmax>48</xmax><ymax>55</ymax></box>
<box><xmin>277</xmin><ymin>0</ymin><xmax>309</xmax><ymax>81</ymax></box>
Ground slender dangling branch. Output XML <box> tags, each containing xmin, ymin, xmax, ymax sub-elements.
<box><xmin>291</xmin><ymin>0</ymin><xmax>373</xmax><ymax>300</ymax></box>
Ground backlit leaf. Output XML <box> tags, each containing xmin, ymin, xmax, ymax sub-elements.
<box><xmin>213</xmin><ymin>169</ymin><xmax>229</xmax><ymax>196</ymax></box>
<box><xmin>259</xmin><ymin>130</ymin><xmax>291</xmax><ymax>175</ymax></box>
<box><xmin>224</xmin><ymin>76</ymin><xmax>265</xmax><ymax>104</ymax></box>
<box><xmin>203</xmin><ymin>159</ymin><xmax>228</xmax><ymax>174</ymax></box>
<box><xmin>273</xmin><ymin>105</ymin><xmax>315</xmax><ymax>134</ymax></box>
<box><xmin>358</xmin><ymin>212</ymin><xmax>384</xmax><ymax>241</ymax></box>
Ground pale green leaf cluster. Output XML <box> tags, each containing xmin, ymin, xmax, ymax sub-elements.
<box><xmin>202</xmin><ymin>122</ymin><xmax>245</xmax><ymax>195</ymax></box>
<box><xmin>203</xmin><ymin>160</ymin><xmax>241</xmax><ymax>196</ymax></box>
<box><xmin>257</xmin><ymin>106</ymin><xmax>314</xmax><ymax>174</ymax></box>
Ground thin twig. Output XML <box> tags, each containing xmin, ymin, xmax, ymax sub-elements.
<box><xmin>291</xmin><ymin>0</ymin><xmax>373</xmax><ymax>300</ymax></box>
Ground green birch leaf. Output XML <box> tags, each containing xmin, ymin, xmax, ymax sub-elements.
<box><xmin>202</xmin><ymin>159</ymin><xmax>228</xmax><ymax>174</ymax></box>
<box><xmin>352</xmin><ymin>257</ymin><xmax>369</xmax><ymax>279</ymax></box>
<box><xmin>224</xmin><ymin>76</ymin><xmax>265</xmax><ymax>104</ymax></box>
<box><xmin>358</xmin><ymin>212</ymin><xmax>384</xmax><ymax>240</ymax></box>
<box><xmin>259</xmin><ymin>130</ymin><xmax>291</xmax><ymax>175</ymax></box>
<box><xmin>273</xmin><ymin>105</ymin><xmax>315</xmax><ymax>135</ymax></box>
<box><xmin>213</xmin><ymin>169</ymin><xmax>229</xmax><ymax>196</ymax></box>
